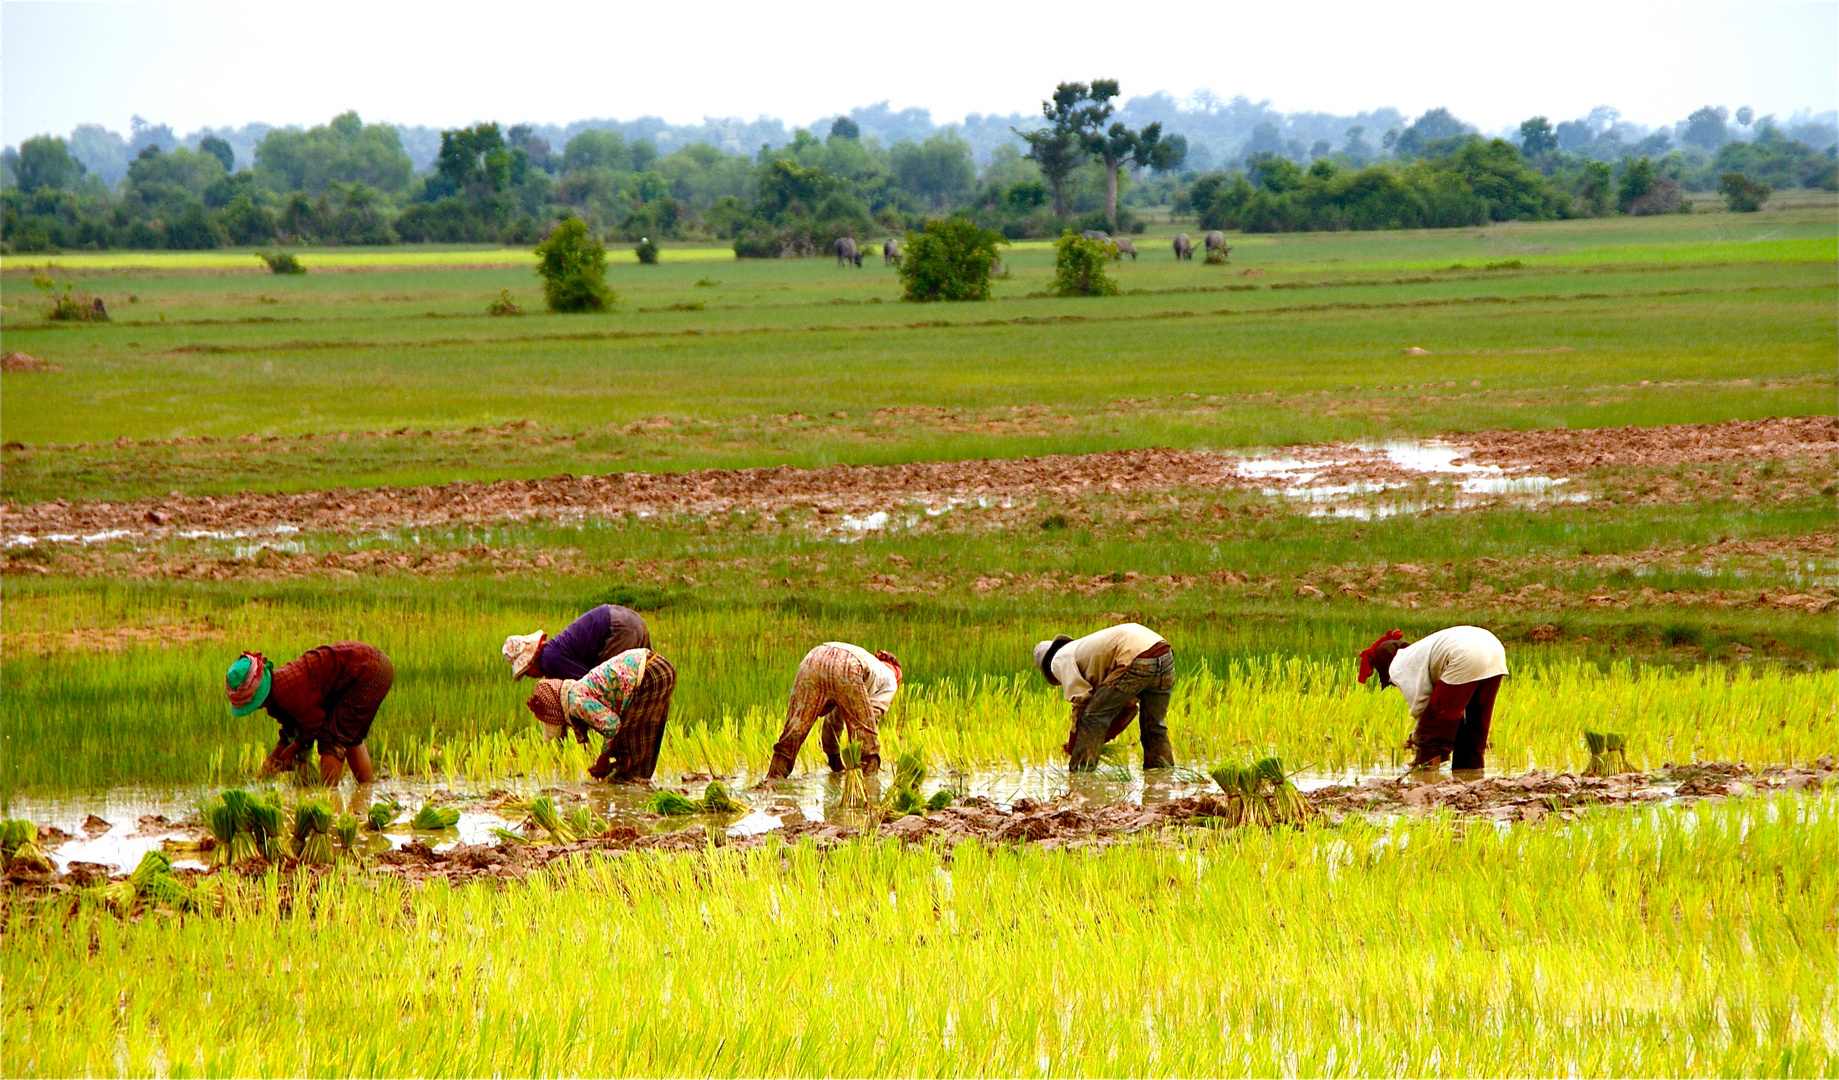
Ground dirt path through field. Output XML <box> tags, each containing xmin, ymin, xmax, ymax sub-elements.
<box><xmin>3</xmin><ymin>416</ymin><xmax>1831</xmax><ymax>543</ymax></box>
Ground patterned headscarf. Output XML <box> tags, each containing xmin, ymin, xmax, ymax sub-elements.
<box><xmin>225</xmin><ymin>651</ymin><xmax>272</xmax><ymax>715</ymax></box>
<box><xmin>874</xmin><ymin>650</ymin><xmax>903</xmax><ymax>686</ymax></box>
<box><xmin>525</xmin><ymin>679</ymin><xmax>569</xmax><ymax>739</ymax></box>
<box><xmin>1357</xmin><ymin>630</ymin><xmax>1406</xmax><ymax>684</ymax></box>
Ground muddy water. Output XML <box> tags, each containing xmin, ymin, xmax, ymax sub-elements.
<box><xmin>11</xmin><ymin>762</ymin><xmax>1229</xmax><ymax>874</ymax></box>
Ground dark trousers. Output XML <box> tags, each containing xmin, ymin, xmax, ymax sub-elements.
<box><xmin>607</xmin><ymin>656</ymin><xmax>675</xmax><ymax>780</ymax></box>
<box><xmin>1068</xmin><ymin>651</ymin><xmax>1176</xmax><ymax>771</ymax></box>
<box><xmin>1411</xmin><ymin>674</ymin><xmax>1502</xmax><ymax>771</ymax></box>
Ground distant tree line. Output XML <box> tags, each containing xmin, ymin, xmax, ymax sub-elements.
<box><xmin>3</xmin><ymin>97</ymin><xmax>1833</xmax><ymax>253</ymax></box>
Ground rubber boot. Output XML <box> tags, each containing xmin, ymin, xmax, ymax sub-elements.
<box><xmin>1141</xmin><ymin>733</ymin><xmax>1176</xmax><ymax>770</ymax></box>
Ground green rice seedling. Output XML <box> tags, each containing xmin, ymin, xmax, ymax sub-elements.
<box><xmin>644</xmin><ymin>790</ymin><xmax>700</xmax><ymax>816</ymax></box>
<box><xmin>410</xmin><ymin>803</ymin><xmax>460</xmax><ymax>831</ymax></box>
<box><xmin>838</xmin><ymin>742</ymin><xmax>868</xmax><ymax>808</ymax></box>
<box><xmin>1256</xmin><ymin>756</ymin><xmax>1318</xmax><ymax>824</ymax></box>
<box><xmin>293</xmin><ymin>798</ymin><xmax>335</xmax><ymax>864</ymax></box>
<box><xmin>105</xmin><ymin>850</ymin><xmax>186</xmax><ymax>910</ymax></box>
<box><xmin>366</xmin><ymin>799</ymin><xmax>401</xmax><ymax>832</ymax></box>
<box><xmin>699</xmin><ymin>782</ymin><xmax>742</xmax><ymax>813</ymax></box>
<box><xmin>926</xmin><ymin>789</ymin><xmax>954</xmax><ymax>811</ymax></box>
<box><xmin>0</xmin><ymin>818</ymin><xmax>51</xmax><ymax>872</ymax></box>
<box><xmin>489</xmin><ymin>827</ymin><xmax>530</xmax><ymax>845</ymax></box>
<box><xmin>200</xmin><ymin>795</ymin><xmax>244</xmax><ymax>866</ymax></box>
<box><xmin>884</xmin><ymin>787</ymin><xmax>928</xmax><ymax>817</ymax></box>
<box><xmin>247</xmin><ymin>793</ymin><xmax>288</xmax><ymax>860</ymax></box>
<box><xmin>525</xmin><ymin>796</ymin><xmax>577</xmax><ymax>843</ymax></box>
<box><xmin>332</xmin><ymin>814</ymin><xmax>361</xmax><ymax>851</ymax></box>
<box><xmin>1584</xmin><ymin>730</ymin><xmax>1630</xmax><ymax>777</ymax></box>
<box><xmin>563</xmin><ymin>805</ymin><xmax>607</xmax><ymax>837</ymax></box>
<box><xmin>891</xmin><ymin>750</ymin><xmax>926</xmax><ymax>792</ymax></box>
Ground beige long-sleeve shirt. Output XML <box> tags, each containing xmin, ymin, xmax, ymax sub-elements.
<box><xmin>1049</xmin><ymin>623</ymin><xmax>1166</xmax><ymax>705</ymax></box>
<box><xmin>824</xmin><ymin>642</ymin><xmax>900</xmax><ymax>718</ymax></box>
<box><xmin>1388</xmin><ymin>625</ymin><xmax>1509</xmax><ymax>720</ymax></box>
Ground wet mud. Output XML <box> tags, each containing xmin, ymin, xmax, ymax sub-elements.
<box><xmin>4</xmin><ymin>417</ymin><xmax>1830</xmax><ymax>545</ymax></box>
<box><xmin>7</xmin><ymin>759</ymin><xmax>1830</xmax><ymax>893</ymax></box>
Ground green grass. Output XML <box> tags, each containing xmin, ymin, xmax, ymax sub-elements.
<box><xmin>5</xmin><ymin>795</ymin><xmax>1834</xmax><ymax>1076</ymax></box>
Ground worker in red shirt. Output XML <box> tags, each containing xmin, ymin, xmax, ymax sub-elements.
<box><xmin>225</xmin><ymin>642</ymin><xmax>394</xmax><ymax>785</ymax></box>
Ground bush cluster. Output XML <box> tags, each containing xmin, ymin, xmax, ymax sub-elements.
<box><xmin>896</xmin><ymin>217</ymin><xmax>1006</xmax><ymax>302</ymax></box>
<box><xmin>1049</xmin><ymin>230</ymin><xmax>1121</xmax><ymax>297</ymax></box>
<box><xmin>533</xmin><ymin>218</ymin><xmax>614</xmax><ymax>312</ymax></box>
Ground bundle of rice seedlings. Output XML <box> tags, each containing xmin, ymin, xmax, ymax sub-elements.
<box><xmin>564</xmin><ymin>805</ymin><xmax>606</xmax><ymax>837</ymax></box>
<box><xmin>0</xmin><ymin>818</ymin><xmax>52</xmax><ymax>872</ymax></box>
<box><xmin>884</xmin><ymin>787</ymin><xmax>927</xmax><ymax>817</ymax></box>
<box><xmin>526</xmin><ymin>796</ymin><xmax>577</xmax><ymax>843</ymax></box>
<box><xmin>1584</xmin><ymin>730</ymin><xmax>1629</xmax><ymax>777</ymax></box>
<box><xmin>293</xmin><ymin>798</ymin><xmax>335</xmax><ymax>864</ymax></box>
<box><xmin>216</xmin><ymin>790</ymin><xmax>263</xmax><ymax>863</ymax></box>
<box><xmin>891</xmin><ymin>751</ymin><xmax>926</xmax><ymax>792</ymax></box>
<box><xmin>490</xmin><ymin>827</ymin><xmax>530</xmax><ymax>845</ymax></box>
<box><xmin>838</xmin><ymin>742</ymin><xmax>868</xmax><ymax>808</ymax></box>
<box><xmin>410</xmin><ymin>804</ymin><xmax>460</xmax><ymax>830</ymax></box>
<box><xmin>332</xmin><ymin>814</ymin><xmax>361</xmax><ymax>851</ymax></box>
<box><xmin>1256</xmin><ymin>756</ymin><xmax>1318</xmax><ymax>824</ymax></box>
<box><xmin>231</xmin><ymin>792</ymin><xmax>287</xmax><ymax>861</ymax></box>
<box><xmin>107</xmin><ymin>850</ymin><xmax>186</xmax><ymax>910</ymax></box>
<box><xmin>926</xmin><ymin>789</ymin><xmax>955</xmax><ymax>811</ymax></box>
<box><xmin>644</xmin><ymin>790</ymin><xmax>700</xmax><ymax>816</ymax></box>
<box><xmin>366</xmin><ymin>799</ymin><xmax>401</xmax><ymax>832</ymax></box>
<box><xmin>700</xmin><ymin>782</ymin><xmax>742</xmax><ymax>813</ymax></box>
<box><xmin>1207</xmin><ymin>763</ymin><xmax>1254</xmax><ymax>827</ymax></box>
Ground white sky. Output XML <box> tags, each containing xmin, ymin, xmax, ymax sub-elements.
<box><xmin>3</xmin><ymin>0</ymin><xmax>1835</xmax><ymax>144</ymax></box>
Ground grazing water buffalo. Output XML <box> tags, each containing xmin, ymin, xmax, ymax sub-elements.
<box><xmin>1204</xmin><ymin>231</ymin><xmax>1231</xmax><ymax>260</ymax></box>
<box><xmin>834</xmin><ymin>237</ymin><xmax>862</xmax><ymax>267</ymax></box>
<box><xmin>1172</xmin><ymin>233</ymin><xmax>1193</xmax><ymax>260</ymax></box>
<box><xmin>883</xmin><ymin>238</ymin><xmax>902</xmax><ymax>266</ymax></box>
<box><xmin>1112</xmin><ymin>237</ymin><xmax>1138</xmax><ymax>260</ymax></box>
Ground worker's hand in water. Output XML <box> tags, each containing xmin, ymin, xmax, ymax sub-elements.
<box><xmin>261</xmin><ymin>744</ymin><xmax>299</xmax><ymax>776</ymax></box>
<box><xmin>587</xmin><ymin>750</ymin><xmax>615</xmax><ymax>780</ymax></box>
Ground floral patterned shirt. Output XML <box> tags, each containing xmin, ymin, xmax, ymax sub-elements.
<box><xmin>562</xmin><ymin>648</ymin><xmax>652</xmax><ymax>749</ymax></box>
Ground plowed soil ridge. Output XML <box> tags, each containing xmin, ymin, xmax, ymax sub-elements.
<box><xmin>4</xmin><ymin>417</ymin><xmax>1831</xmax><ymax>540</ymax></box>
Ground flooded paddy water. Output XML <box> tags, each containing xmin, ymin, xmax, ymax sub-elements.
<box><xmin>12</xmin><ymin>756</ymin><xmax>1831</xmax><ymax>883</ymax></box>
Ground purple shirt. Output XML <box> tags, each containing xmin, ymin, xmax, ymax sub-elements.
<box><xmin>539</xmin><ymin>605</ymin><xmax>651</xmax><ymax>680</ymax></box>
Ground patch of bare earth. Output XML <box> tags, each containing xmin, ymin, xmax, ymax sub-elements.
<box><xmin>2</xmin><ymin>418</ymin><xmax>1830</xmax><ymax>545</ymax></box>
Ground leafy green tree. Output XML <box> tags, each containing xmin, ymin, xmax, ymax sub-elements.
<box><xmin>12</xmin><ymin>136</ymin><xmax>85</xmax><ymax>194</ymax></box>
<box><xmin>1718</xmin><ymin>171</ymin><xmax>1770</xmax><ymax>211</ymax></box>
<box><xmin>890</xmin><ymin>132</ymin><xmax>975</xmax><ymax>209</ymax></box>
<box><xmin>828</xmin><ymin>116</ymin><xmax>860</xmax><ymax>141</ymax></box>
<box><xmin>1518</xmin><ymin>117</ymin><xmax>1557</xmax><ymax>160</ymax></box>
<box><xmin>533</xmin><ymin>217</ymin><xmax>614</xmax><ymax>312</ymax></box>
<box><xmin>1049</xmin><ymin>229</ymin><xmax>1119</xmax><ymax>297</ymax></box>
<box><xmin>560</xmin><ymin>130</ymin><xmax>630</xmax><ymax>173</ymax></box>
<box><xmin>1617</xmin><ymin>157</ymin><xmax>1656</xmax><ymax>211</ymax></box>
<box><xmin>1576</xmin><ymin>160</ymin><xmax>1614</xmax><ymax>216</ymax></box>
<box><xmin>1681</xmin><ymin>106</ymin><xmax>1729</xmax><ymax>150</ymax></box>
<box><xmin>254</xmin><ymin>112</ymin><xmax>413</xmax><ymax>194</ymax></box>
<box><xmin>1392</xmin><ymin>108</ymin><xmax>1471</xmax><ymax>158</ymax></box>
<box><xmin>437</xmin><ymin>123</ymin><xmax>511</xmax><ymax>197</ymax></box>
<box><xmin>198</xmin><ymin>136</ymin><xmax>235</xmax><ymax>172</ymax></box>
<box><xmin>1035</xmin><ymin>79</ymin><xmax>1172</xmax><ymax>232</ymax></box>
<box><xmin>897</xmin><ymin>217</ymin><xmax>1006</xmax><ymax>302</ymax></box>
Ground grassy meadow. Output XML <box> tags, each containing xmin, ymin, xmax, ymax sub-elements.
<box><xmin>3</xmin><ymin>206</ymin><xmax>1836</xmax><ymax>1077</ymax></box>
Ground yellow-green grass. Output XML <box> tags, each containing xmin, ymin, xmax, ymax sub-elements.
<box><xmin>5</xmin><ymin>795</ymin><xmax>1834</xmax><ymax>1077</ymax></box>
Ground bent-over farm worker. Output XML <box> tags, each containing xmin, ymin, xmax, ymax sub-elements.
<box><xmin>765</xmin><ymin>643</ymin><xmax>903</xmax><ymax>779</ymax></box>
<box><xmin>525</xmin><ymin>648</ymin><xmax>678</xmax><ymax>781</ymax></box>
<box><xmin>1359</xmin><ymin>625</ymin><xmax>1508</xmax><ymax>773</ymax></box>
<box><xmin>503</xmin><ymin>604</ymin><xmax>651</xmax><ymax>681</ymax></box>
<box><xmin>1034</xmin><ymin>622</ymin><xmax>1175</xmax><ymax>771</ymax></box>
<box><xmin>225</xmin><ymin>642</ymin><xmax>393</xmax><ymax>786</ymax></box>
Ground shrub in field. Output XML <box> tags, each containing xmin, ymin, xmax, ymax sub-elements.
<box><xmin>257</xmin><ymin>249</ymin><xmax>306</xmax><ymax>274</ymax></box>
<box><xmin>533</xmin><ymin>217</ymin><xmax>614</xmax><ymax>312</ymax></box>
<box><xmin>486</xmin><ymin>288</ymin><xmax>522</xmax><ymax>316</ymax></box>
<box><xmin>1050</xmin><ymin>229</ymin><xmax>1120</xmax><ymax>297</ymax></box>
<box><xmin>1719</xmin><ymin>171</ymin><xmax>1771</xmax><ymax>212</ymax></box>
<box><xmin>633</xmin><ymin>237</ymin><xmax>659</xmax><ymax>264</ymax></box>
<box><xmin>897</xmin><ymin>217</ymin><xmax>1006</xmax><ymax>302</ymax></box>
<box><xmin>32</xmin><ymin>273</ymin><xmax>106</xmax><ymax>321</ymax></box>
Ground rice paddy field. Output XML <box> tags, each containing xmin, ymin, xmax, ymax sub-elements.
<box><xmin>2</xmin><ymin>203</ymin><xmax>1836</xmax><ymax>1077</ymax></box>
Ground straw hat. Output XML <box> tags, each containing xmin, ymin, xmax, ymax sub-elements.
<box><xmin>1033</xmin><ymin>635</ymin><xmax>1073</xmax><ymax>685</ymax></box>
<box><xmin>502</xmin><ymin>631</ymin><xmax>545</xmax><ymax>679</ymax></box>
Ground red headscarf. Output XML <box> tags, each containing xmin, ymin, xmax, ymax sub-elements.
<box><xmin>1357</xmin><ymin>630</ymin><xmax>1404</xmax><ymax>684</ymax></box>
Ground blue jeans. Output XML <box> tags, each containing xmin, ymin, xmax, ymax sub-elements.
<box><xmin>1069</xmin><ymin>651</ymin><xmax>1176</xmax><ymax>770</ymax></box>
